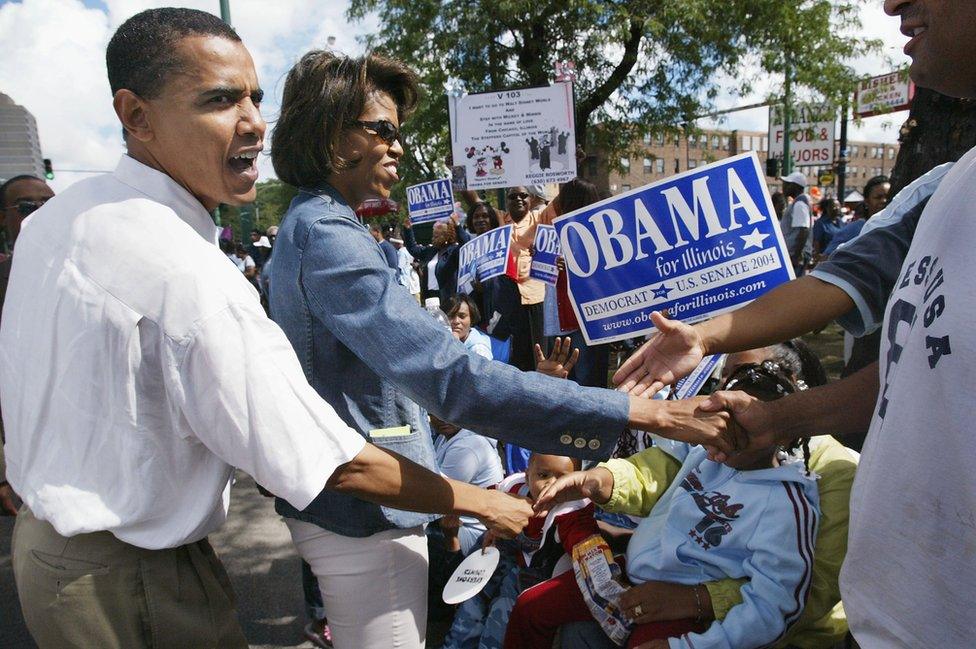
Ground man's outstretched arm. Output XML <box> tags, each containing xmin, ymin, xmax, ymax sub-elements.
<box><xmin>701</xmin><ymin>361</ymin><xmax>879</xmax><ymax>460</ymax></box>
<box><xmin>615</xmin><ymin>276</ymin><xmax>854</xmax><ymax>396</ymax></box>
<box><xmin>327</xmin><ymin>443</ymin><xmax>532</xmax><ymax>537</ymax></box>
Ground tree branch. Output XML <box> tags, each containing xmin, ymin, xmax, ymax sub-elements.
<box><xmin>577</xmin><ymin>18</ymin><xmax>645</xmax><ymax>128</ymax></box>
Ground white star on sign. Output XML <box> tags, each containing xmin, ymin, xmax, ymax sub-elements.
<box><xmin>740</xmin><ymin>227</ymin><xmax>770</xmax><ymax>250</ymax></box>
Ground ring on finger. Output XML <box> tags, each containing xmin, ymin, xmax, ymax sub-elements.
<box><xmin>633</xmin><ymin>604</ymin><xmax>643</xmax><ymax>617</ymax></box>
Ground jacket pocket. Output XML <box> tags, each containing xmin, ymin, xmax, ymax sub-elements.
<box><xmin>368</xmin><ymin>427</ymin><xmax>440</xmax><ymax>529</ymax></box>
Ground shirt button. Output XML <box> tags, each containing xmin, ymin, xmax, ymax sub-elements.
<box><xmin>574</xmin><ymin>437</ymin><xmax>587</xmax><ymax>449</ymax></box>
<box><xmin>588</xmin><ymin>439</ymin><xmax>601</xmax><ymax>450</ymax></box>
<box><xmin>560</xmin><ymin>434</ymin><xmax>573</xmax><ymax>445</ymax></box>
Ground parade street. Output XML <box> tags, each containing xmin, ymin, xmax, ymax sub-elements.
<box><xmin>0</xmin><ymin>473</ymin><xmax>316</xmax><ymax>649</ymax></box>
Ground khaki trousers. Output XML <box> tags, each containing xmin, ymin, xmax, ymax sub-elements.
<box><xmin>12</xmin><ymin>506</ymin><xmax>247</xmax><ymax>649</ymax></box>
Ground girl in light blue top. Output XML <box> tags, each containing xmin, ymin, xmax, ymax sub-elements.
<box><xmin>531</xmin><ymin>362</ymin><xmax>820</xmax><ymax>649</ymax></box>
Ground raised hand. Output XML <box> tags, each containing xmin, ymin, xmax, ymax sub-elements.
<box><xmin>478</xmin><ymin>489</ymin><xmax>534</xmax><ymax>539</ymax></box>
<box><xmin>534</xmin><ymin>337</ymin><xmax>580</xmax><ymax>379</ymax></box>
<box><xmin>613</xmin><ymin>311</ymin><xmax>706</xmax><ymax>397</ymax></box>
<box><xmin>533</xmin><ymin>467</ymin><xmax>613</xmax><ymax>513</ymax></box>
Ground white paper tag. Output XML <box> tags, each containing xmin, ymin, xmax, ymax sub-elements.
<box><xmin>442</xmin><ymin>546</ymin><xmax>501</xmax><ymax>604</ymax></box>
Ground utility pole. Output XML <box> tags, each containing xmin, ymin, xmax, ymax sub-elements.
<box><xmin>782</xmin><ymin>56</ymin><xmax>792</xmax><ymax>176</ymax></box>
<box><xmin>838</xmin><ymin>100</ymin><xmax>849</xmax><ymax>202</ymax></box>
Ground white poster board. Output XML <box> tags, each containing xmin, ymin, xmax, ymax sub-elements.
<box><xmin>767</xmin><ymin>103</ymin><xmax>835</xmax><ymax>168</ymax></box>
<box><xmin>448</xmin><ymin>83</ymin><xmax>578</xmax><ymax>191</ymax></box>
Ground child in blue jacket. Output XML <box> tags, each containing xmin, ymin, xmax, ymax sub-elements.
<box><xmin>510</xmin><ymin>361</ymin><xmax>820</xmax><ymax>649</ymax></box>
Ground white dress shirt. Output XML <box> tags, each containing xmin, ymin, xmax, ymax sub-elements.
<box><xmin>0</xmin><ymin>155</ymin><xmax>366</xmax><ymax>549</ymax></box>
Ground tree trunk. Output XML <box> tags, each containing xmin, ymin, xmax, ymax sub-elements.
<box><xmin>888</xmin><ymin>87</ymin><xmax>976</xmax><ymax>194</ymax></box>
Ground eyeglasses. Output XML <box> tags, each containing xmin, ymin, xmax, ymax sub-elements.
<box><xmin>355</xmin><ymin>119</ymin><xmax>401</xmax><ymax>145</ymax></box>
<box><xmin>4</xmin><ymin>198</ymin><xmax>49</xmax><ymax>217</ymax></box>
<box><xmin>507</xmin><ymin>192</ymin><xmax>529</xmax><ymax>200</ymax></box>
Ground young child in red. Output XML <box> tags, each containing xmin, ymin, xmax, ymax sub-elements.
<box><xmin>441</xmin><ymin>452</ymin><xmax>601</xmax><ymax>649</ymax></box>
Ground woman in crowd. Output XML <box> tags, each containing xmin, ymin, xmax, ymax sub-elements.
<box><xmin>404</xmin><ymin>215</ymin><xmax>469</xmax><ymax>303</ymax></box>
<box><xmin>468</xmin><ymin>200</ymin><xmax>500</xmax><ymax>235</ymax></box>
<box><xmin>811</xmin><ymin>197</ymin><xmax>843</xmax><ymax>261</ymax></box>
<box><xmin>444</xmin><ymin>293</ymin><xmax>493</xmax><ymax>359</ymax></box>
<box><xmin>463</xmin><ymin>201</ymin><xmax>521</xmax><ymax>361</ymax></box>
<box><xmin>543</xmin><ymin>179</ymin><xmax>611</xmax><ymax>388</ymax></box>
<box><xmin>823</xmin><ymin>175</ymin><xmax>890</xmax><ymax>256</ymax></box>
<box><xmin>267</xmin><ymin>50</ymin><xmax>733</xmax><ymax>649</ymax></box>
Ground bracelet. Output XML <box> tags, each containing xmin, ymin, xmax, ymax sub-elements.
<box><xmin>692</xmin><ymin>584</ymin><xmax>704</xmax><ymax>624</ymax></box>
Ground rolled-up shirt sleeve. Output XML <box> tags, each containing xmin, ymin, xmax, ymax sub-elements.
<box><xmin>810</xmin><ymin>198</ymin><xmax>927</xmax><ymax>336</ymax></box>
<box><xmin>169</xmin><ymin>301</ymin><xmax>366</xmax><ymax>510</ymax></box>
<box><xmin>810</xmin><ymin>162</ymin><xmax>951</xmax><ymax>336</ymax></box>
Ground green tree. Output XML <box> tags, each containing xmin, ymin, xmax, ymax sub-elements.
<box><xmin>348</xmin><ymin>0</ymin><xmax>878</xmax><ymax>185</ymax></box>
<box><xmin>253</xmin><ymin>178</ymin><xmax>299</xmax><ymax>229</ymax></box>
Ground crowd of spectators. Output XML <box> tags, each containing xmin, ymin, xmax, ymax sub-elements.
<box><xmin>4</xmin><ymin>2</ymin><xmax>975</xmax><ymax>648</ymax></box>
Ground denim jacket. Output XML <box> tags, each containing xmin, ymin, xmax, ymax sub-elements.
<box><xmin>269</xmin><ymin>184</ymin><xmax>629</xmax><ymax>538</ymax></box>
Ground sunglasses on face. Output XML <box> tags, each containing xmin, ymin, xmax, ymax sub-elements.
<box><xmin>507</xmin><ymin>192</ymin><xmax>529</xmax><ymax>200</ymax></box>
<box><xmin>355</xmin><ymin>119</ymin><xmax>401</xmax><ymax>145</ymax></box>
<box><xmin>5</xmin><ymin>199</ymin><xmax>49</xmax><ymax>217</ymax></box>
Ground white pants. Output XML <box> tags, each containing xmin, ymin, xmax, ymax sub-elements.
<box><xmin>286</xmin><ymin>519</ymin><xmax>428</xmax><ymax>649</ymax></box>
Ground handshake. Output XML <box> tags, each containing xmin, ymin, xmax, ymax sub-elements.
<box><xmin>615</xmin><ymin>311</ymin><xmax>788</xmax><ymax>463</ymax></box>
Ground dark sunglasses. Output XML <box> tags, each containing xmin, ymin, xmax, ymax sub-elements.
<box><xmin>355</xmin><ymin>119</ymin><xmax>400</xmax><ymax>144</ymax></box>
<box><xmin>507</xmin><ymin>192</ymin><xmax>529</xmax><ymax>200</ymax></box>
<box><xmin>5</xmin><ymin>199</ymin><xmax>49</xmax><ymax>217</ymax></box>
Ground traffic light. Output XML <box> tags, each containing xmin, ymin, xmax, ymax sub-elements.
<box><xmin>43</xmin><ymin>158</ymin><xmax>54</xmax><ymax>180</ymax></box>
<box><xmin>765</xmin><ymin>157</ymin><xmax>779</xmax><ymax>178</ymax></box>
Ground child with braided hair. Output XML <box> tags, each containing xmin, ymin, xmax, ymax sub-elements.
<box><xmin>506</xmin><ymin>361</ymin><xmax>821</xmax><ymax>649</ymax></box>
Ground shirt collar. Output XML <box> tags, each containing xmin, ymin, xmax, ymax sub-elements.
<box><xmin>112</xmin><ymin>154</ymin><xmax>220</xmax><ymax>244</ymax></box>
<box><xmin>300</xmin><ymin>181</ymin><xmax>347</xmax><ymax>203</ymax></box>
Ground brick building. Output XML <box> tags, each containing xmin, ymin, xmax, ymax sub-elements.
<box><xmin>580</xmin><ymin>127</ymin><xmax>899</xmax><ymax>199</ymax></box>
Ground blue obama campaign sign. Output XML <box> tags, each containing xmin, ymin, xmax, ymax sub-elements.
<box><xmin>406</xmin><ymin>178</ymin><xmax>455</xmax><ymax>225</ymax></box>
<box><xmin>530</xmin><ymin>224</ymin><xmax>560</xmax><ymax>285</ymax></box>
<box><xmin>552</xmin><ymin>153</ymin><xmax>794</xmax><ymax>344</ymax></box>
<box><xmin>457</xmin><ymin>224</ymin><xmax>514</xmax><ymax>293</ymax></box>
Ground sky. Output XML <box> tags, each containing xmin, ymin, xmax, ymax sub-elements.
<box><xmin>0</xmin><ymin>0</ymin><xmax>912</xmax><ymax>193</ymax></box>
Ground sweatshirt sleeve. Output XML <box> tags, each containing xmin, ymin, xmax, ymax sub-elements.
<box><xmin>598</xmin><ymin>448</ymin><xmax>682</xmax><ymax>517</ymax></box>
<box><xmin>669</xmin><ymin>482</ymin><xmax>819</xmax><ymax>649</ymax></box>
<box><xmin>704</xmin><ymin>579</ymin><xmax>746</xmax><ymax>621</ymax></box>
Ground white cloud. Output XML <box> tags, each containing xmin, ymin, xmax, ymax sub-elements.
<box><xmin>0</xmin><ymin>0</ymin><xmax>119</xmax><ymax>191</ymax></box>
<box><xmin>0</xmin><ymin>0</ymin><xmax>914</xmax><ymax>194</ymax></box>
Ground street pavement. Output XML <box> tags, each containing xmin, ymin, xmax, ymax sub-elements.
<box><xmin>0</xmin><ymin>472</ymin><xmax>317</xmax><ymax>649</ymax></box>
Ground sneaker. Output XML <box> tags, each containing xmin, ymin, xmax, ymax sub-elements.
<box><xmin>303</xmin><ymin>621</ymin><xmax>333</xmax><ymax>648</ymax></box>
